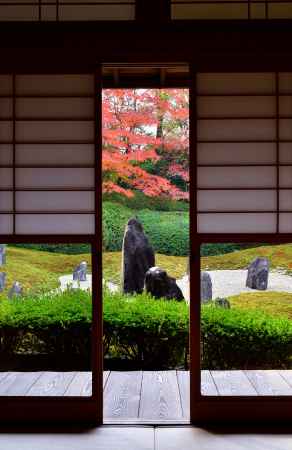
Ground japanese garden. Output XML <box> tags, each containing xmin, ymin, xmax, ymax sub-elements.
<box><xmin>1</xmin><ymin>88</ymin><xmax>292</xmax><ymax>373</ymax></box>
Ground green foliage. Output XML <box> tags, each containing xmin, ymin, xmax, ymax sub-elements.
<box><xmin>0</xmin><ymin>289</ymin><xmax>92</xmax><ymax>358</ymax></box>
<box><xmin>2</xmin><ymin>290</ymin><xmax>292</xmax><ymax>370</ymax></box>
<box><xmin>102</xmin><ymin>191</ymin><xmax>189</xmax><ymax>212</ymax></box>
<box><xmin>103</xmin><ymin>290</ymin><xmax>189</xmax><ymax>369</ymax></box>
<box><xmin>9</xmin><ymin>244</ymin><xmax>90</xmax><ymax>255</ymax></box>
<box><xmin>103</xmin><ymin>201</ymin><xmax>189</xmax><ymax>256</ymax></box>
<box><xmin>201</xmin><ymin>305</ymin><xmax>292</xmax><ymax>369</ymax></box>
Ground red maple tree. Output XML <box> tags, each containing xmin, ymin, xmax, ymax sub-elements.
<box><xmin>102</xmin><ymin>89</ymin><xmax>189</xmax><ymax>200</ymax></box>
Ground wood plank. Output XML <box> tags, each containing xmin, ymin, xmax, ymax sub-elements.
<box><xmin>139</xmin><ymin>371</ymin><xmax>182</xmax><ymax>420</ymax></box>
<box><xmin>103</xmin><ymin>371</ymin><xmax>142</xmax><ymax>419</ymax></box>
<box><xmin>0</xmin><ymin>371</ymin><xmax>42</xmax><ymax>396</ymax></box>
<box><xmin>103</xmin><ymin>371</ymin><xmax>110</xmax><ymax>389</ymax></box>
<box><xmin>177</xmin><ymin>371</ymin><xmax>190</xmax><ymax>418</ymax></box>
<box><xmin>211</xmin><ymin>370</ymin><xmax>257</xmax><ymax>396</ymax></box>
<box><xmin>64</xmin><ymin>371</ymin><xmax>92</xmax><ymax>396</ymax></box>
<box><xmin>27</xmin><ymin>371</ymin><xmax>76</xmax><ymax>396</ymax></box>
<box><xmin>245</xmin><ymin>370</ymin><xmax>292</xmax><ymax>395</ymax></box>
<box><xmin>201</xmin><ymin>370</ymin><xmax>218</xmax><ymax>396</ymax></box>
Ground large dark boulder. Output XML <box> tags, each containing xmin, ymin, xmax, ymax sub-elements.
<box><xmin>145</xmin><ymin>266</ymin><xmax>184</xmax><ymax>301</ymax></box>
<box><xmin>246</xmin><ymin>257</ymin><xmax>269</xmax><ymax>290</ymax></box>
<box><xmin>122</xmin><ymin>218</ymin><xmax>155</xmax><ymax>294</ymax></box>
<box><xmin>201</xmin><ymin>272</ymin><xmax>212</xmax><ymax>303</ymax></box>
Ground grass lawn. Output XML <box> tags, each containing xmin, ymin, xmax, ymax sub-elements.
<box><xmin>1</xmin><ymin>247</ymin><xmax>92</xmax><ymax>294</ymax></box>
<box><xmin>201</xmin><ymin>243</ymin><xmax>292</xmax><ymax>273</ymax></box>
<box><xmin>229</xmin><ymin>292</ymin><xmax>292</xmax><ymax>320</ymax></box>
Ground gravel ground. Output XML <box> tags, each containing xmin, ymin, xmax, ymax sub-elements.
<box><xmin>177</xmin><ymin>270</ymin><xmax>292</xmax><ymax>302</ymax></box>
<box><xmin>59</xmin><ymin>270</ymin><xmax>292</xmax><ymax>303</ymax></box>
<box><xmin>58</xmin><ymin>274</ymin><xmax>118</xmax><ymax>293</ymax></box>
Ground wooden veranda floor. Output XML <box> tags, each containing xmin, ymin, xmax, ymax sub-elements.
<box><xmin>1</xmin><ymin>370</ymin><xmax>292</xmax><ymax>422</ymax></box>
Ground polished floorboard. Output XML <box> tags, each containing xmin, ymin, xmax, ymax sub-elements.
<box><xmin>2</xmin><ymin>370</ymin><xmax>292</xmax><ymax>424</ymax></box>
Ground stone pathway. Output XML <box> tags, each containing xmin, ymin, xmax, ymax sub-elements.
<box><xmin>59</xmin><ymin>269</ymin><xmax>292</xmax><ymax>302</ymax></box>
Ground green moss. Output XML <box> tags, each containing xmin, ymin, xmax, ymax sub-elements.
<box><xmin>2</xmin><ymin>247</ymin><xmax>92</xmax><ymax>294</ymax></box>
<box><xmin>201</xmin><ymin>243</ymin><xmax>292</xmax><ymax>273</ymax></box>
<box><xmin>102</xmin><ymin>252</ymin><xmax>187</xmax><ymax>285</ymax></box>
<box><xmin>229</xmin><ymin>292</ymin><xmax>292</xmax><ymax>320</ymax></box>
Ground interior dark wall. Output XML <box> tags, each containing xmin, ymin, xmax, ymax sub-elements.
<box><xmin>1</xmin><ymin>21</ymin><xmax>292</xmax><ymax>72</ymax></box>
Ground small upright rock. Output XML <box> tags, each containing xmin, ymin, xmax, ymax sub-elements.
<box><xmin>145</xmin><ymin>267</ymin><xmax>184</xmax><ymax>301</ymax></box>
<box><xmin>201</xmin><ymin>272</ymin><xmax>212</xmax><ymax>303</ymax></box>
<box><xmin>8</xmin><ymin>281</ymin><xmax>22</xmax><ymax>299</ymax></box>
<box><xmin>0</xmin><ymin>272</ymin><xmax>6</xmax><ymax>292</ymax></box>
<box><xmin>246</xmin><ymin>257</ymin><xmax>269</xmax><ymax>290</ymax></box>
<box><xmin>0</xmin><ymin>244</ymin><xmax>6</xmax><ymax>266</ymax></box>
<box><xmin>73</xmin><ymin>261</ymin><xmax>87</xmax><ymax>282</ymax></box>
<box><xmin>122</xmin><ymin>218</ymin><xmax>155</xmax><ymax>294</ymax></box>
<box><xmin>214</xmin><ymin>297</ymin><xmax>231</xmax><ymax>309</ymax></box>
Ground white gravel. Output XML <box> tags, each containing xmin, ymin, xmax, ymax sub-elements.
<box><xmin>58</xmin><ymin>274</ymin><xmax>118</xmax><ymax>293</ymax></box>
<box><xmin>176</xmin><ymin>270</ymin><xmax>292</xmax><ymax>302</ymax></box>
<box><xmin>59</xmin><ymin>270</ymin><xmax>292</xmax><ymax>302</ymax></box>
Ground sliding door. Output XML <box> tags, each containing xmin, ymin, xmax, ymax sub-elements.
<box><xmin>190</xmin><ymin>70</ymin><xmax>292</xmax><ymax>422</ymax></box>
<box><xmin>0</xmin><ymin>72</ymin><xmax>102</xmax><ymax>423</ymax></box>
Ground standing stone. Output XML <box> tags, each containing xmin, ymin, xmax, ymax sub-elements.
<box><xmin>73</xmin><ymin>261</ymin><xmax>87</xmax><ymax>282</ymax></box>
<box><xmin>0</xmin><ymin>272</ymin><xmax>6</xmax><ymax>292</ymax></box>
<box><xmin>246</xmin><ymin>257</ymin><xmax>269</xmax><ymax>290</ymax></box>
<box><xmin>0</xmin><ymin>244</ymin><xmax>6</xmax><ymax>266</ymax></box>
<box><xmin>122</xmin><ymin>217</ymin><xmax>155</xmax><ymax>294</ymax></box>
<box><xmin>8</xmin><ymin>281</ymin><xmax>22</xmax><ymax>299</ymax></box>
<box><xmin>214</xmin><ymin>297</ymin><xmax>231</xmax><ymax>309</ymax></box>
<box><xmin>201</xmin><ymin>272</ymin><xmax>212</xmax><ymax>303</ymax></box>
<box><xmin>145</xmin><ymin>267</ymin><xmax>184</xmax><ymax>301</ymax></box>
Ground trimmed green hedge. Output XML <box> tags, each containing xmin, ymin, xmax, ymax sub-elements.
<box><xmin>103</xmin><ymin>201</ymin><xmax>189</xmax><ymax>256</ymax></box>
<box><xmin>201</xmin><ymin>307</ymin><xmax>292</xmax><ymax>369</ymax></box>
<box><xmin>1</xmin><ymin>290</ymin><xmax>292</xmax><ymax>370</ymax></box>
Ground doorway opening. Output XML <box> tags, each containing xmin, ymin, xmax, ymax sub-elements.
<box><xmin>101</xmin><ymin>67</ymin><xmax>190</xmax><ymax>423</ymax></box>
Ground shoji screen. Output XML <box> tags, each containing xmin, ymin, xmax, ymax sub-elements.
<box><xmin>172</xmin><ymin>0</ymin><xmax>292</xmax><ymax>20</ymax></box>
<box><xmin>0</xmin><ymin>0</ymin><xmax>135</xmax><ymax>21</ymax></box>
<box><xmin>197</xmin><ymin>72</ymin><xmax>292</xmax><ymax>234</ymax></box>
<box><xmin>0</xmin><ymin>74</ymin><xmax>96</xmax><ymax>235</ymax></box>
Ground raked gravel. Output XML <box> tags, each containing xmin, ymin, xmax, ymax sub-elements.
<box><xmin>58</xmin><ymin>270</ymin><xmax>292</xmax><ymax>303</ymax></box>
